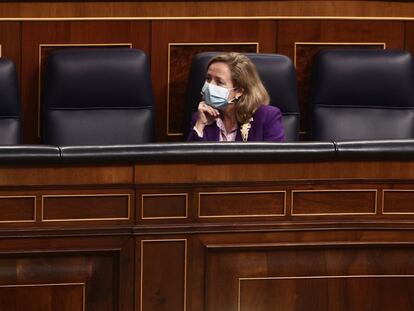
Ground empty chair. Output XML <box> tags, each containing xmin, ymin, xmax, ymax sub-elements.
<box><xmin>310</xmin><ymin>49</ymin><xmax>414</xmax><ymax>141</ymax></box>
<box><xmin>184</xmin><ymin>52</ymin><xmax>300</xmax><ymax>141</ymax></box>
<box><xmin>0</xmin><ymin>58</ymin><xmax>21</xmax><ymax>144</ymax></box>
<box><xmin>43</xmin><ymin>48</ymin><xmax>154</xmax><ymax>145</ymax></box>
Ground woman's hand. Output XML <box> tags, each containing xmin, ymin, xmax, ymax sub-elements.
<box><xmin>194</xmin><ymin>101</ymin><xmax>220</xmax><ymax>133</ymax></box>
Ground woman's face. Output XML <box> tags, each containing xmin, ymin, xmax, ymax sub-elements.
<box><xmin>206</xmin><ymin>62</ymin><xmax>243</xmax><ymax>103</ymax></box>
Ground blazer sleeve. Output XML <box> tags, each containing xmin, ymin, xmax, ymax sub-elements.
<box><xmin>187</xmin><ymin>112</ymin><xmax>208</xmax><ymax>142</ymax></box>
<box><xmin>263</xmin><ymin>106</ymin><xmax>285</xmax><ymax>142</ymax></box>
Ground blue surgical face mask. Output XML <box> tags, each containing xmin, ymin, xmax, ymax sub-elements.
<box><xmin>201</xmin><ymin>82</ymin><xmax>234</xmax><ymax>110</ymax></box>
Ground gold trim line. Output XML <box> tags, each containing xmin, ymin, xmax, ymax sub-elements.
<box><xmin>3</xmin><ymin>16</ymin><xmax>414</xmax><ymax>22</ymax></box>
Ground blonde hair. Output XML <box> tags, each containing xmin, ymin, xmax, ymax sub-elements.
<box><xmin>207</xmin><ymin>52</ymin><xmax>270</xmax><ymax>124</ymax></box>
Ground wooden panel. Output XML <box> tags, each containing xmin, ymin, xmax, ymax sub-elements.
<box><xmin>404</xmin><ymin>21</ymin><xmax>414</xmax><ymax>58</ymax></box>
<box><xmin>239</xmin><ymin>276</ymin><xmax>414</xmax><ymax>311</ymax></box>
<box><xmin>3</xmin><ymin>2</ymin><xmax>414</xmax><ymax>18</ymax></box>
<box><xmin>21</xmin><ymin>21</ymin><xmax>150</xmax><ymax>143</ymax></box>
<box><xmin>151</xmin><ymin>20</ymin><xmax>277</xmax><ymax>142</ymax></box>
<box><xmin>383</xmin><ymin>189</ymin><xmax>414</xmax><ymax>214</ymax></box>
<box><xmin>277</xmin><ymin>20</ymin><xmax>405</xmax><ymax>138</ymax></box>
<box><xmin>135</xmin><ymin>163</ymin><xmax>197</xmax><ymax>184</ymax></box>
<box><xmin>292</xmin><ymin>190</ymin><xmax>377</xmax><ymax>215</ymax></box>
<box><xmin>199</xmin><ymin>191</ymin><xmax>285</xmax><ymax>218</ymax></box>
<box><xmin>0</xmin><ymin>236</ymin><xmax>134</xmax><ymax>311</ymax></box>
<box><xmin>140</xmin><ymin>239</ymin><xmax>186</xmax><ymax>311</ymax></box>
<box><xmin>136</xmin><ymin>161</ymin><xmax>414</xmax><ymax>184</ymax></box>
<box><xmin>205</xmin><ymin>242</ymin><xmax>414</xmax><ymax>311</ymax></box>
<box><xmin>0</xmin><ymin>165</ymin><xmax>133</xmax><ymax>186</ymax></box>
<box><xmin>42</xmin><ymin>193</ymin><xmax>131</xmax><ymax>222</ymax></box>
<box><xmin>0</xmin><ymin>196</ymin><xmax>35</xmax><ymax>223</ymax></box>
<box><xmin>0</xmin><ymin>252</ymin><xmax>117</xmax><ymax>311</ymax></box>
<box><xmin>0</xmin><ymin>22</ymin><xmax>21</xmax><ymax>79</ymax></box>
<box><xmin>0</xmin><ymin>284</ymin><xmax>84</xmax><ymax>311</ymax></box>
<box><xmin>141</xmin><ymin>193</ymin><xmax>188</xmax><ymax>219</ymax></box>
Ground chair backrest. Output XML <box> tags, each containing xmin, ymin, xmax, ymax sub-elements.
<box><xmin>310</xmin><ymin>49</ymin><xmax>414</xmax><ymax>141</ymax></box>
<box><xmin>43</xmin><ymin>48</ymin><xmax>155</xmax><ymax>145</ymax></box>
<box><xmin>184</xmin><ymin>52</ymin><xmax>300</xmax><ymax>141</ymax></box>
<box><xmin>0</xmin><ymin>58</ymin><xmax>21</xmax><ymax>144</ymax></box>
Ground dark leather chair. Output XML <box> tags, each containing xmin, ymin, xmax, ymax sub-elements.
<box><xmin>43</xmin><ymin>48</ymin><xmax>155</xmax><ymax>145</ymax></box>
<box><xmin>184</xmin><ymin>52</ymin><xmax>300</xmax><ymax>141</ymax></box>
<box><xmin>310</xmin><ymin>49</ymin><xmax>414</xmax><ymax>141</ymax></box>
<box><xmin>0</xmin><ymin>58</ymin><xmax>21</xmax><ymax>144</ymax></box>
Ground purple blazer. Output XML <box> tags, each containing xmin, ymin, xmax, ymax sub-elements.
<box><xmin>187</xmin><ymin>105</ymin><xmax>285</xmax><ymax>142</ymax></box>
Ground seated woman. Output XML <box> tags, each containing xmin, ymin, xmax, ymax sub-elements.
<box><xmin>187</xmin><ymin>52</ymin><xmax>285</xmax><ymax>142</ymax></box>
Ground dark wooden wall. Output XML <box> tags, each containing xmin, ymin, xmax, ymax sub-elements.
<box><xmin>2</xmin><ymin>3</ymin><xmax>414</xmax><ymax>311</ymax></box>
<box><xmin>0</xmin><ymin>1</ymin><xmax>414</xmax><ymax>142</ymax></box>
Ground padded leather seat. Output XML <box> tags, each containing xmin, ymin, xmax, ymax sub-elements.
<box><xmin>43</xmin><ymin>48</ymin><xmax>155</xmax><ymax>145</ymax></box>
<box><xmin>184</xmin><ymin>52</ymin><xmax>300</xmax><ymax>141</ymax></box>
<box><xmin>0</xmin><ymin>58</ymin><xmax>21</xmax><ymax>144</ymax></box>
<box><xmin>310</xmin><ymin>49</ymin><xmax>414</xmax><ymax>141</ymax></box>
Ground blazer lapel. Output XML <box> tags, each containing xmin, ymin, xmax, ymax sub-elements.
<box><xmin>235</xmin><ymin>125</ymin><xmax>243</xmax><ymax>141</ymax></box>
<box><xmin>214</xmin><ymin>123</ymin><xmax>221</xmax><ymax>141</ymax></box>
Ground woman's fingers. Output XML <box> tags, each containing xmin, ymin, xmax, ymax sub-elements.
<box><xmin>198</xmin><ymin>102</ymin><xmax>219</xmax><ymax>118</ymax></box>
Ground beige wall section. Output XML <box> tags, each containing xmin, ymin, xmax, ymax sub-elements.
<box><xmin>2</xmin><ymin>1</ymin><xmax>414</xmax><ymax>19</ymax></box>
